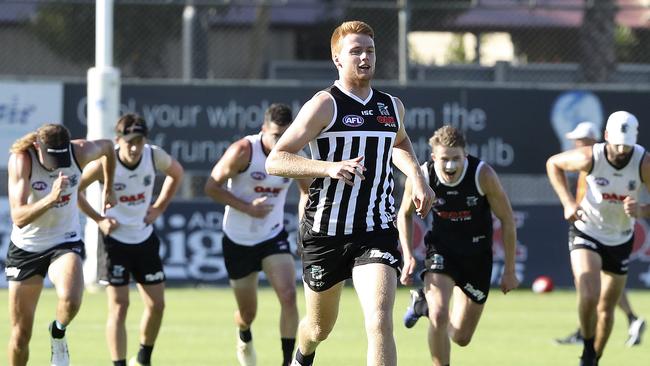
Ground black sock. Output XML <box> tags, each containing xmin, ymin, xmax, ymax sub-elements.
<box><xmin>627</xmin><ymin>313</ymin><xmax>637</xmax><ymax>325</ymax></box>
<box><xmin>582</xmin><ymin>337</ymin><xmax>596</xmax><ymax>359</ymax></box>
<box><xmin>137</xmin><ymin>344</ymin><xmax>154</xmax><ymax>365</ymax></box>
<box><xmin>281</xmin><ymin>338</ymin><xmax>296</xmax><ymax>365</ymax></box>
<box><xmin>295</xmin><ymin>349</ymin><xmax>315</xmax><ymax>366</ymax></box>
<box><xmin>239</xmin><ymin>328</ymin><xmax>252</xmax><ymax>343</ymax></box>
<box><xmin>50</xmin><ymin>321</ymin><xmax>66</xmax><ymax>339</ymax></box>
<box><xmin>113</xmin><ymin>361</ymin><xmax>126</xmax><ymax>366</ymax></box>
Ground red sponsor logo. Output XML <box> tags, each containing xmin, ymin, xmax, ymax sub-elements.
<box><xmin>436</xmin><ymin>210</ymin><xmax>471</xmax><ymax>220</ymax></box>
<box><xmin>57</xmin><ymin>194</ymin><xmax>71</xmax><ymax>203</ymax></box>
<box><xmin>119</xmin><ymin>192</ymin><xmax>145</xmax><ymax>203</ymax></box>
<box><xmin>377</xmin><ymin>116</ymin><xmax>396</xmax><ymax>124</ymax></box>
<box><xmin>602</xmin><ymin>193</ymin><xmax>627</xmax><ymax>202</ymax></box>
<box><xmin>254</xmin><ymin>186</ymin><xmax>282</xmax><ymax>195</ymax></box>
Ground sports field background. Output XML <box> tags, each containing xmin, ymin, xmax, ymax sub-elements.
<box><xmin>0</xmin><ymin>287</ymin><xmax>647</xmax><ymax>365</ymax></box>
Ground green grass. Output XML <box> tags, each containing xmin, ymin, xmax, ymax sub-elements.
<box><xmin>0</xmin><ymin>287</ymin><xmax>648</xmax><ymax>365</ymax></box>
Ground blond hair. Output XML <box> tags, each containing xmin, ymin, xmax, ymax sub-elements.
<box><xmin>10</xmin><ymin>124</ymin><xmax>71</xmax><ymax>154</ymax></box>
<box><xmin>429</xmin><ymin>125</ymin><xmax>466</xmax><ymax>149</ymax></box>
<box><xmin>331</xmin><ymin>20</ymin><xmax>374</xmax><ymax>57</ymax></box>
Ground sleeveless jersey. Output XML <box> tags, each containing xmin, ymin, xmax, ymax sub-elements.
<box><xmin>222</xmin><ymin>133</ymin><xmax>292</xmax><ymax>246</ymax></box>
<box><xmin>11</xmin><ymin>147</ymin><xmax>82</xmax><ymax>252</ymax></box>
<box><xmin>303</xmin><ymin>80</ymin><xmax>400</xmax><ymax>236</ymax></box>
<box><xmin>424</xmin><ymin>155</ymin><xmax>493</xmax><ymax>255</ymax></box>
<box><xmin>105</xmin><ymin>144</ymin><xmax>157</xmax><ymax>244</ymax></box>
<box><xmin>575</xmin><ymin>143</ymin><xmax>645</xmax><ymax>245</ymax></box>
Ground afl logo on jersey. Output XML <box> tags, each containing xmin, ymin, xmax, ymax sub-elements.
<box><xmin>32</xmin><ymin>181</ymin><xmax>47</xmax><ymax>191</ymax></box>
<box><xmin>434</xmin><ymin>197</ymin><xmax>446</xmax><ymax>207</ymax></box>
<box><xmin>342</xmin><ymin>115</ymin><xmax>364</xmax><ymax>127</ymax></box>
<box><xmin>251</xmin><ymin>171</ymin><xmax>267</xmax><ymax>181</ymax></box>
<box><xmin>594</xmin><ymin>177</ymin><xmax>609</xmax><ymax>186</ymax></box>
<box><xmin>114</xmin><ymin>183</ymin><xmax>126</xmax><ymax>191</ymax></box>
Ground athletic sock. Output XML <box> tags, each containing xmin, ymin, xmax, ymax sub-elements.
<box><xmin>281</xmin><ymin>338</ymin><xmax>296</xmax><ymax>365</ymax></box>
<box><xmin>50</xmin><ymin>320</ymin><xmax>66</xmax><ymax>339</ymax></box>
<box><xmin>581</xmin><ymin>337</ymin><xmax>596</xmax><ymax>360</ymax></box>
<box><xmin>239</xmin><ymin>328</ymin><xmax>253</xmax><ymax>343</ymax></box>
<box><xmin>137</xmin><ymin>344</ymin><xmax>154</xmax><ymax>365</ymax></box>
<box><xmin>113</xmin><ymin>361</ymin><xmax>127</xmax><ymax>366</ymax></box>
<box><xmin>295</xmin><ymin>349</ymin><xmax>315</xmax><ymax>366</ymax></box>
<box><xmin>627</xmin><ymin>313</ymin><xmax>637</xmax><ymax>326</ymax></box>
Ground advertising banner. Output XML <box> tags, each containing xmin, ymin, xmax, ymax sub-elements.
<box><xmin>0</xmin><ymin>81</ymin><xmax>64</xmax><ymax>168</ymax></box>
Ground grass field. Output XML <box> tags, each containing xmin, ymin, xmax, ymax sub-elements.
<box><xmin>0</xmin><ymin>286</ymin><xmax>648</xmax><ymax>365</ymax></box>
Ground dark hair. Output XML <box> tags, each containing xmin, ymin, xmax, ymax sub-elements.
<box><xmin>264</xmin><ymin>103</ymin><xmax>293</xmax><ymax>127</ymax></box>
<box><xmin>115</xmin><ymin>113</ymin><xmax>148</xmax><ymax>136</ymax></box>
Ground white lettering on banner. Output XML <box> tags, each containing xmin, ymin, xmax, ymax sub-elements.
<box><xmin>0</xmin><ymin>82</ymin><xmax>63</xmax><ymax>168</ymax></box>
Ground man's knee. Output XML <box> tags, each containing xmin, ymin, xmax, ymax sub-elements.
<box><xmin>364</xmin><ymin>310</ymin><xmax>393</xmax><ymax>336</ymax></box>
<box><xmin>9</xmin><ymin>326</ymin><xmax>32</xmax><ymax>350</ymax></box>
<box><xmin>147</xmin><ymin>299</ymin><xmax>165</xmax><ymax>316</ymax></box>
<box><xmin>428</xmin><ymin>305</ymin><xmax>450</xmax><ymax>329</ymax></box>
<box><xmin>277</xmin><ymin>286</ymin><xmax>297</xmax><ymax>309</ymax></box>
<box><xmin>237</xmin><ymin>308</ymin><xmax>257</xmax><ymax>325</ymax></box>
<box><xmin>450</xmin><ymin>330</ymin><xmax>473</xmax><ymax>347</ymax></box>
<box><xmin>577</xmin><ymin>286</ymin><xmax>600</xmax><ymax>308</ymax></box>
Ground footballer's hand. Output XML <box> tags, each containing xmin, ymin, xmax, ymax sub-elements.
<box><xmin>623</xmin><ymin>196</ymin><xmax>641</xmax><ymax>218</ymax></box>
<box><xmin>326</xmin><ymin>156</ymin><xmax>365</xmax><ymax>186</ymax></box>
<box><xmin>246</xmin><ymin>196</ymin><xmax>274</xmax><ymax>218</ymax></box>
<box><xmin>412</xmin><ymin>179</ymin><xmax>434</xmax><ymax>218</ymax></box>
<box><xmin>97</xmin><ymin>216</ymin><xmax>119</xmax><ymax>236</ymax></box>
<box><xmin>500</xmin><ymin>271</ymin><xmax>519</xmax><ymax>294</ymax></box>
<box><xmin>563</xmin><ymin>201</ymin><xmax>582</xmax><ymax>222</ymax></box>
<box><xmin>400</xmin><ymin>255</ymin><xmax>416</xmax><ymax>286</ymax></box>
<box><xmin>144</xmin><ymin>206</ymin><xmax>164</xmax><ymax>225</ymax></box>
<box><xmin>47</xmin><ymin>171</ymin><xmax>69</xmax><ymax>206</ymax></box>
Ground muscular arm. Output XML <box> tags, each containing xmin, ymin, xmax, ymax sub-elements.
<box><xmin>73</xmin><ymin>139</ymin><xmax>117</xmax><ymax>210</ymax></box>
<box><xmin>480</xmin><ymin>163</ymin><xmax>519</xmax><ymax>293</ymax></box>
<box><xmin>145</xmin><ymin>149</ymin><xmax>184</xmax><ymax>224</ymax></box>
<box><xmin>8</xmin><ymin>152</ymin><xmax>59</xmax><ymax>228</ymax></box>
<box><xmin>546</xmin><ymin>146</ymin><xmax>593</xmax><ymax>220</ymax></box>
<box><xmin>266</xmin><ymin>94</ymin><xmax>353</xmax><ymax>179</ymax></box>
<box><xmin>625</xmin><ymin>153</ymin><xmax>650</xmax><ymax>218</ymax></box>
<box><xmin>397</xmin><ymin>175</ymin><xmax>418</xmax><ymax>285</ymax></box>
<box><xmin>204</xmin><ymin>139</ymin><xmax>260</xmax><ymax>215</ymax></box>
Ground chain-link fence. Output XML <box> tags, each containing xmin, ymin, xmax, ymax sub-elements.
<box><xmin>2</xmin><ymin>0</ymin><xmax>650</xmax><ymax>83</ymax></box>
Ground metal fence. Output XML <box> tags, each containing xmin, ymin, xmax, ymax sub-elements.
<box><xmin>2</xmin><ymin>0</ymin><xmax>650</xmax><ymax>83</ymax></box>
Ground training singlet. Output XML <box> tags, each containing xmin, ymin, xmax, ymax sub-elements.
<box><xmin>575</xmin><ymin>142</ymin><xmax>646</xmax><ymax>245</ymax></box>
<box><xmin>222</xmin><ymin>133</ymin><xmax>292</xmax><ymax>246</ymax></box>
<box><xmin>105</xmin><ymin>144</ymin><xmax>160</xmax><ymax>244</ymax></box>
<box><xmin>11</xmin><ymin>147</ymin><xmax>82</xmax><ymax>252</ymax></box>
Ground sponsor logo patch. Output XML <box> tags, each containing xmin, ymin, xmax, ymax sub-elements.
<box><xmin>594</xmin><ymin>177</ymin><xmax>609</xmax><ymax>186</ymax></box>
<box><xmin>114</xmin><ymin>182</ymin><xmax>126</xmax><ymax>191</ymax></box>
<box><xmin>251</xmin><ymin>171</ymin><xmax>267</xmax><ymax>181</ymax></box>
<box><xmin>342</xmin><ymin>115</ymin><xmax>364</xmax><ymax>127</ymax></box>
<box><xmin>32</xmin><ymin>181</ymin><xmax>47</xmax><ymax>190</ymax></box>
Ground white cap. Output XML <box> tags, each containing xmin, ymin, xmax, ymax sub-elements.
<box><xmin>565</xmin><ymin>121</ymin><xmax>600</xmax><ymax>140</ymax></box>
<box><xmin>605</xmin><ymin>111</ymin><xmax>638</xmax><ymax>146</ymax></box>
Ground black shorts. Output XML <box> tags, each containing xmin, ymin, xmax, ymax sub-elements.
<box><xmin>569</xmin><ymin>225</ymin><xmax>633</xmax><ymax>275</ymax></box>
<box><xmin>421</xmin><ymin>243</ymin><xmax>492</xmax><ymax>304</ymax></box>
<box><xmin>300</xmin><ymin>223</ymin><xmax>402</xmax><ymax>292</ymax></box>
<box><xmin>99</xmin><ymin>232</ymin><xmax>165</xmax><ymax>286</ymax></box>
<box><xmin>222</xmin><ymin>229</ymin><xmax>291</xmax><ymax>280</ymax></box>
<box><xmin>5</xmin><ymin>240</ymin><xmax>85</xmax><ymax>281</ymax></box>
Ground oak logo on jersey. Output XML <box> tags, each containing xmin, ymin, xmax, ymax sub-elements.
<box><xmin>254</xmin><ymin>186</ymin><xmax>283</xmax><ymax>197</ymax></box>
<box><xmin>594</xmin><ymin>177</ymin><xmax>609</xmax><ymax>186</ymax></box>
<box><xmin>433</xmin><ymin>197</ymin><xmax>446</xmax><ymax>207</ymax></box>
<box><xmin>114</xmin><ymin>182</ymin><xmax>127</xmax><ymax>191</ymax></box>
<box><xmin>436</xmin><ymin>210</ymin><xmax>472</xmax><ymax>221</ymax></box>
<box><xmin>32</xmin><ymin>181</ymin><xmax>47</xmax><ymax>191</ymax></box>
<box><xmin>119</xmin><ymin>192</ymin><xmax>146</xmax><ymax>205</ymax></box>
<box><xmin>376</xmin><ymin>115</ymin><xmax>396</xmax><ymax>127</ymax></box>
<box><xmin>602</xmin><ymin>192</ymin><xmax>628</xmax><ymax>202</ymax></box>
<box><xmin>53</xmin><ymin>193</ymin><xmax>72</xmax><ymax>208</ymax></box>
<box><xmin>342</xmin><ymin>115</ymin><xmax>364</xmax><ymax>127</ymax></box>
<box><xmin>251</xmin><ymin>171</ymin><xmax>267</xmax><ymax>180</ymax></box>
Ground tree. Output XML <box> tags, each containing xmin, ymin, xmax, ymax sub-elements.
<box><xmin>31</xmin><ymin>3</ymin><xmax>183</xmax><ymax>78</ymax></box>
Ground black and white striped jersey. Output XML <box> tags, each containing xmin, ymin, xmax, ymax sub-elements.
<box><xmin>303</xmin><ymin>80</ymin><xmax>401</xmax><ymax>236</ymax></box>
